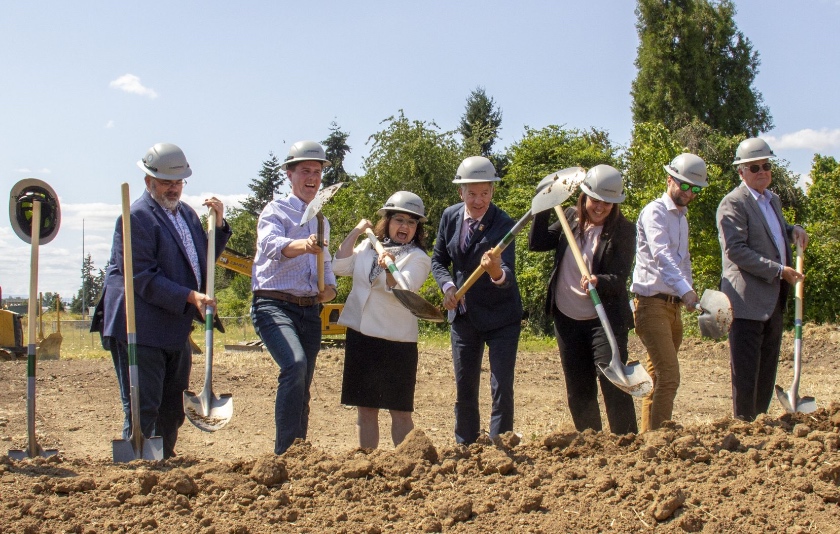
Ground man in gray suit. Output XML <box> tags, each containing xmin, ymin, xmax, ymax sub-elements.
<box><xmin>716</xmin><ymin>138</ymin><xmax>807</xmax><ymax>421</ymax></box>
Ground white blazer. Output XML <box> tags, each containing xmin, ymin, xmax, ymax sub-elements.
<box><xmin>332</xmin><ymin>241</ymin><xmax>432</xmax><ymax>343</ymax></box>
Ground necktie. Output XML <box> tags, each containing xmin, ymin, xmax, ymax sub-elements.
<box><xmin>462</xmin><ymin>218</ymin><xmax>478</xmax><ymax>252</ymax></box>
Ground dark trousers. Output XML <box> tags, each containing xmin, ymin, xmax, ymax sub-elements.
<box><xmin>109</xmin><ymin>338</ymin><xmax>191</xmax><ymax>458</ymax></box>
<box><xmin>450</xmin><ymin>318</ymin><xmax>520</xmax><ymax>444</ymax></box>
<box><xmin>729</xmin><ymin>296</ymin><xmax>784</xmax><ymax>421</ymax></box>
<box><xmin>553</xmin><ymin>312</ymin><xmax>638</xmax><ymax>434</ymax></box>
<box><xmin>251</xmin><ymin>297</ymin><xmax>321</xmax><ymax>455</ymax></box>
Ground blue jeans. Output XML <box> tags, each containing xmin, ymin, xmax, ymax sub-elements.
<box><xmin>251</xmin><ymin>297</ymin><xmax>321</xmax><ymax>454</ymax></box>
<box><xmin>108</xmin><ymin>337</ymin><xmax>191</xmax><ymax>458</ymax></box>
<box><xmin>450</xmin><ymin>318</ymin><xmax>520</xmax><ymax>444</ymax></box>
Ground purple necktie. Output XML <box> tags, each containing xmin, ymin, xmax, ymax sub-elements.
<box><xmin>462</xmin><ymin>218</ymin><xmax>478</xmax><ymax>252</ymax></box>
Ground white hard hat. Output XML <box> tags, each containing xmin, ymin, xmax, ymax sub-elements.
<box><xmin>664</xmin><ymin>153</ymin><xmax>708</xmax><ymax>187</ymax></box>
<box><xmin>452</xmin><ymin>156</ymin><xmax>500</xmax><ymax>184</ymax></box>
<box><xmin>137</xmin><ymin>143</ymin><xmax>192</xmax><ymax>180</ymax></box>
<box><xmin>732</xmin><ymin>138</ymin><xmax>775</xmax><ymax>165</ymax></box>
<box><xmin>280</xmin><ymin>140</ymin><xmax>332</xmax><ymax>170</ymax></box>
<box><xmin>580</xmin><ymin>165</ymin><xmax>626</xmax><ymax>204</ymax></box>
<box><xmin>377</xmin><ymin>191</ymin><xmax>427</xmax><ymax>222</ymax></box>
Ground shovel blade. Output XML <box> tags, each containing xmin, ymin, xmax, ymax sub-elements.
<box><xmin>774</xmin><ymin>384</ymin><xmax>795</xmax><ymax>413</ymax></box>
<box><xmin>392</xmin><ymin>288</ymin><xmax>445</xmax><ymax>322</ymax></box>
<box><xmin>531</xmin><ymin>167</ymin><xmax>585</xmax><ymax>214</ymax></box>
<box><xmin>184</xmin><ymin>390</ymin><xmax>234</xmax><ymax>432</ymax></box>
<box><xmin>775</xmin><ymin>385</ymin><xmax>817</xmax><ymax>414</ymax></box>
<box><xmin>8</xmin><ymin>444</ymin><xmax>59</xmax><ymax>461</ymax></box>
<box><xmin>796</xmin><ymin>396</ymin><xmax>817</xmax><ymax>414</ymax></box>
<box><xmin>112</xmin><ymin>435</ymin><xmax>164</xmax><ymax>463</ymax></box>
<box><xmin>599</xmin><ymin>360</ymin><xmax>653</xmax><ymax>397</ymax></box>
<box><xmin>300</xmin><ymin>182</ymin><xmax>346</xmax><ymax>225</ymax></box>
<box><xmin>698</xmin><ymin>289</ymin><xmax>733</xmax><ymax>340</ymax></box>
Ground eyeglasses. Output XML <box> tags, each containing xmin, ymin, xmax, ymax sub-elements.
<box><xmin>391</xmin><ymin>216</ymin><xmax>419</xmax><ymax>228</ymax></box>
<box><xmin>748</xmin><ymin>162</ymin><xmax>773</xmax><ymax>173</ymax></box>
<box><xmin>154</xmin><ymin>178</ymin><xmax>186</xmax><ymax>188</ymax></box>
<box><xmin>671</xmin><ymin>177</ymin><xmax>702</xmax><ymax>194</ymax></box>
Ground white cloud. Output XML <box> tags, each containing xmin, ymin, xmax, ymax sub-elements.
<box><xmin>764</xmin><ymin>128</ymin><xmax>840</xmax><ymax>151</ymax></box>
<box><xmin>12</xmin><ymin>167</ymin><xmax>50</xmax><ymax>175</ymax></box>
<box><xmin>105</xmin><ymin>120</ymin><xmax>115</xmax><ymax>128</ymax></box>
<box><xmin>109</xmin><ymin>74</ymin><xmax>158</xmax><ymax>99</ymax></box>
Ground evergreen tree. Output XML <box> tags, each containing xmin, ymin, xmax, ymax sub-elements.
<box><xmin>459</xmin><ymin>87</ymin><xmax>503</xmax><ymax>157</ymax></box>
<box><xmin>322</xmin><ymin>122</ymin><xmax>352</xmax><ymax>187</ymax></box>
<box><xmin>70</xmin><ymin>254</ymin><xmax>103</xmax><ymax>313</ymax></box>
<box><xmin>241</xmin><ymin>152</ymin><xmax>284</xmax><ymax>216</ymax></box>
<box><xmin>631</xmin><ymin>0</ymin><xmax>772</xmax><ymax>136</ymax></box>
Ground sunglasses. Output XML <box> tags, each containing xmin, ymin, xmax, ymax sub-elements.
<box><xmin>672</xmin><ymin>177</ymin><xmax>703</xmax><ymax>194</ymax></box>
<box><xmin>748</xmin><ymin>162</ymin><xmax>773</xmax><ymax>173</ymax></box>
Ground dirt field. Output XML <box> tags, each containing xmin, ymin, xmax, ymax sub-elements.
<box><xmin>1</xmin><ymin>325</ymin><xmax>839</xmax><ymax>533</ymax></box>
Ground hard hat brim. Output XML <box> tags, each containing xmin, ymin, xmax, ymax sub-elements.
<box><xmin>376</xmin><ymin>207</ymin><xmax>428</xmax><ymax>223</ymax></box>
<box><xmin>580</xmin><ymin>182</ymin><xmax>625</xmax><ymax>204</ymax></box>
<box><xmin>137</xmin><ymin>160</ymin><xmax>193</xmax><ymax>180</ymax></box>
<box><xmin>732</xmin><ymin>155</ymin><xmax>774</xmax><ymax>166</ymax></box>
<box><xmin>663</xmin><ymin>165</ymin><xmax>709</xmax><ymax>187</ymax></box>
<box><xmin>280</xmin><ymin>157</ymin><xmax>332</xmax><ymax>171</ymax></box>
<box><xmin>452</xmin><ymin>177</ymin><xmax>501</xmax><ymax>184</ymax></box>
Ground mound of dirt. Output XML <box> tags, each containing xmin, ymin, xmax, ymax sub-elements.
<box><xmin>1</xmin><ymin>326</ymin><xmax>839</xmax><ymax>532</ymax></box>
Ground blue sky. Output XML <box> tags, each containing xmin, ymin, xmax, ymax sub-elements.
<box><xmin>2</xmin><ymin>0</ymin><xmax>839</xmax><ymax>299</ymax></box>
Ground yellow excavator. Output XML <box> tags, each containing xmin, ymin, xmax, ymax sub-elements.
<box><xmin>0</xmin><ymin>308</ymin><xmax>25</xmax><ymax>361</ymax></box>
<box><xmin>216</xmin><ymin>248</ymin><xmax>345</xmax><ymax>338</ymax></box>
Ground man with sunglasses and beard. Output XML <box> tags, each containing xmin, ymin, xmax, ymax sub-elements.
<box><xmin>631</xmin><ymin>153</ymin><xmax>707</xmax><ymax>432</ymax></box>
<box><xmin>717</xmin><ymin>138</ymin><xmax>807</xmax><ymax>421</ymax></box>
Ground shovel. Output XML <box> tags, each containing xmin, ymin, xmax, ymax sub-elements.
<box><xmin>452</xmin><ymin>167</ymin><xmax>585</xmax><ymax>308</ymax></box>
<box><xmin>693</xmin><ymin>289</ymin><xmax>732</xmax><ymax>340</ymax></box>
<box><xmin>8</xmin><ymin>192</ymin><xmax>59</xmax><ymax>460</ymax></box>
<box><xmin>112</xmin><ymin>183</ymin><xmax>164</xmax><ymax>463</ymax></box>
<box><xmin>300</xmin><ymin>182</ymin><xmax>346</xmax><ymax>292</ymax></box>
<box><xmin>775</xmin><ymin>244</ymin><xmax>816</xmax><ymax>414</ymax></box>
<box><xmin>553</xmin><ymin>202</ymin><xmax>653</xmax><ymax>397</ymax></box>
<box><xmin>184</xmin><ymin>209</ymin><xmax>234</xmax><ymax>432</ymax></box>
<box><xmin>364</xmin><ymin>228</ymin><xmax>444</xmax><ymax>322</ymax></box>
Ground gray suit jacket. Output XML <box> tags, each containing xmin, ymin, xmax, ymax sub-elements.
<box><xmin>716</xmin><ymin>183</ymin><xmax>793</xmax><ymax>321</ymax></box>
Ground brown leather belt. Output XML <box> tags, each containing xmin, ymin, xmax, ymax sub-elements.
<box><xmin>253</xmin><ymin>290</ymin><xmax>319</xmax><ymax>307</ymax></box>
<box><xmin>643</xmin><ymin>293</ymin><xmax>681</xmax><ymax>304</ymax></box>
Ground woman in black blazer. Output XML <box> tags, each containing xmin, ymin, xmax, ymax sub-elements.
<box><xmin>528</xmin><ymin>165</ymin><xmax>637</xmax><ymax>434</ymax></box>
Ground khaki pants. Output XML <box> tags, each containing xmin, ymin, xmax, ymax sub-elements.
<box><xmin>634</xmin><ymin>296</ymin><xmax>683</xmax><ymax>432</ymax></box>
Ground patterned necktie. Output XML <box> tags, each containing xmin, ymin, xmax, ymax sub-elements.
<box><xmin>462</xmin><ymin>218</ymin><xmax>478</xmax><ymax>252</ymax></box>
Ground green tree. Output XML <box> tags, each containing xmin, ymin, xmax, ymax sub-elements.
<box><xmin>459</xmin><ymin>87</ymin><xmax>503</xmax><ymax>158</ymax></box>
<box><xmin>802</xmin><ymin>155</ymin><xmax>840</xmax><ymax>323</ymax></box>
<box><xmin>502</xmin><ymin>125</ymin><xmax>619</xmax><ymax>333</ymax></box>
<box><xmin>70</xmin><ymin>254</ymin><xmax>103</xmax><ymax>313</ymax></box>
<box><xmin>322</xmin><ymin>122</ymin><xmax>352</xmax><ymax>187</ymax></box>
<box><xmin>631</xmin><ymin>0</ymin><xmax>772</xmax><ymax>136</ymax></box>
<box><xmin>241</xmin><ymin>152</ymin><xmax>284</xmax><ymax>217</ymax></box>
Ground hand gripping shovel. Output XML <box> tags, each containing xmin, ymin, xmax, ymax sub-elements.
<box><xmin>112</xmin><ymin>183</ymin><xmax>164</xmax><ymax>463</ymax></box>
<box><xmin>8</xmin><ymin>179</ymin><xmax>61</xmax><ymax>460</ymax></box>
<box><xmin>301</xmin><ymin>182</ymin><xmax>346</xmax><ymax>291</ymax></box>
<box><xmin>552</xmin><ymin>200</ymin><xmax>653</xmax><ymax>397</ymax></box>
<box><xmin>364</xmin><ymin>228</ymin><xmax>444</xmax><ymax>322</ymax></box>
<box><xmin>451</xmin><ymin>168</ymin><xmax>584</xmax><ymax>313</ymax></box>
<box><xmin>775</xmin><ymin>244</ymin><xmax>816</xmax><ymax>413</ymax></box>
<box><xmin>184</xmin><ymin>209</ymin><xmax>234</xmax><ymax>431</ymax></box>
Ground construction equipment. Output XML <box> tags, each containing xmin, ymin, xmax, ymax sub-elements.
<box><xmin>0</xmin><ymin>309</ymin><xmax>25</xmax><ymax>361</ymax></box>
<box><xmin>184</xmin><ymin>209</ymin><xmax>234</xmax><ymax>432</ymax></box>
<box><xmin>112</xmin><ymin>182</ymin><xmax>164</xmax><ymax>463</ymax></box>
<box><xmin>37</xmin><ymin>293</ymin><xmax>63</xmax><ymax>360</ymax></box>
<box><xmin>8</xmin><ymin>178</ymin><xmax>61</xmax><ymax>460</ymax></box>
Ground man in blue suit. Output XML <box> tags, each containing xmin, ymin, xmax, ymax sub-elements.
<box><xmin>431</xmin><ymin>156</ymin><xmax>523</xmax><ymax>444</ymax></box>
<box><xmin>93</xmin><ymin>142</ymin><xmax>231</xmax><ymax>458</ymax></box>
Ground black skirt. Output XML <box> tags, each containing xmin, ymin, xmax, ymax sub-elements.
<box><xmin>340</xmin><ymin>328</ymin><xmax>419</xmax><ymax>412</ymax></box>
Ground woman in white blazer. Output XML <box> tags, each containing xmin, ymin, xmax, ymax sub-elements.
<box><xmin>332</xmin><ymin>191</ymin><xmax>432</xmax><ymax>448</ymax></box>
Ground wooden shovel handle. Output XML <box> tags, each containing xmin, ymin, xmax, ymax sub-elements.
<box><xmin>364</xmin><ymin>228</ymin><xmax>410</xmax><ymax>290</ymax></box>
<box><xmin>206</xmin><ymin>210</ymin><xmax>216</xmax><ymax>300</ymax></box>
<box><xmin>554</xmin><ymin>206</ymin><xmax>592</xmax><ymax>279</ymax></box>
<box><xmin>316</xmin><ymin>213</ymin><xmax>325</xmax><ymax>292</ymax></box>
<box><xmin>794</xmin><ymin>243</ymin><xmax>804</xmax><ymax>319</ymax></box>
<box><xmin>121</xmin><ymin>183</ymin><xmax>136</xmax><ymax>335</ymax></box>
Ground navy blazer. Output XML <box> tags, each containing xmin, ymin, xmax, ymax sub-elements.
<box><xmin>93</xmin><ymin>190</ymin><xmax>231</xmax><ymax>349</ymax></box>
<box><xmin>528</xmin><ymin>207</ymin><xmax>635</xmax><ymax>331</ymax></box>
<box><xmin>431</xmin><ymin>202</ymin><xmax>523</xmax><ymax>332</ymax></box>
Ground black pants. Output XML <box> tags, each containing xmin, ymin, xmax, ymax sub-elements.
<box><xmin>553</xmin><ymin>312</ymin><xmax>638</xmax><ymax>434</ymax></box>
<box><xmin>729</xmin><ymin>295</ymin><xmax>784</xmax><ymax>421</ymax></box>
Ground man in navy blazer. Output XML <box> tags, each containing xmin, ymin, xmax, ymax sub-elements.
<box><xmin>717</xmin><ymin>138</ymin><xmax>807</xmax><ymax>421</ymax></box>
<box><xmin>432</xmin><ymin>156</ymin><xmax>523</xmax><ymax>444</ymax></box>
<box><xmin>93</xmin><ymin>142</ymin><xmax>231</xmax><ymax>457</ymax></box>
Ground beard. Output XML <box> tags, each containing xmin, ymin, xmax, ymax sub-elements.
<box><xmin>150</xmin><ymin>188</ymin><xmax>181</xmax><ymax>211</ymax></box>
